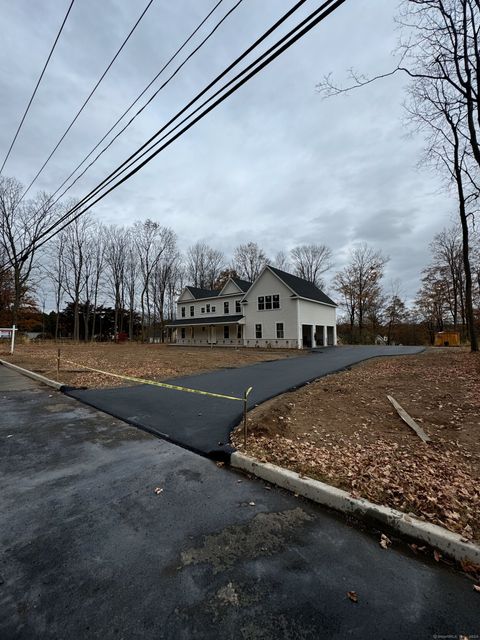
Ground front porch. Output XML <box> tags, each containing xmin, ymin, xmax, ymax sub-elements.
<box><xmin>167</xmin><ymin>315</ymin><xmax>244</xmax><ymax>347</ymax></box>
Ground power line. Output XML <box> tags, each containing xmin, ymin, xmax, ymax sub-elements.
<box><xmin>17</xmin><ymin>0</ymin><xmax>155</xmax><ymax>205</ymax></box>
<box><xmin>0</xmin><ymin>0</ymin><xmax>76</xmax><ymax>175</ymax></box>
<box><xmin>33</xmin><ymin>0</ymin><xmax>236</xmax><ymax>220</ymax></box>
<box><xmin>30</xmin><ymin>0</ymin><xmax>310</xmax><ymax>247</ymax></box>
<box><xmin>16</xmin><ymin>0</ymin><xmax>348</xmax><ymax>264</ymax></box>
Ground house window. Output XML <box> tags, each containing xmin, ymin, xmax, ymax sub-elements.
<box><xmin>206</xmin><ymin>304</ymin><xmax>210</xmax><ymax>313</ymax></box>
<box><xmin>255</xmin><ymin>324</ymin><xmax>262</xmax><ymax>339</ymax></box>
<box><xmin>201</xmin><ymin>307</ymin><xmax>205</xmax><ymax>314</ymax></box>
<box><xmin>181</xmin><ymin>306</ymin><xmax>185</xmax><ymax>318</ymax></box>
<box><xmin>224</xmin><ymin>301</ymin><xmax>229</xmax><ymax>314</ymax></box>
<box><xmin>258</xmin><ymin>296</ymin><xmax>264</xmax><ymax>311</ymax></box>
<box><xmin>276</xmin><ymin>322</ymin><xmax>284</xmax><ymax>339</ymax></box>
<box><xmin>212</xmin><ymin>306</ymin><xmax>216</xmax><ymax>313</ymax></box>
<box><xmin>236</xmin><ymin>300</ymin><xmax>241</xmax><ymax>313</ymax></box>
<box><xmin>273</xmin><ymin>294</ymin><xmax>280</xmax><ymax>309</ymax></box>
<box><xmin>237</xmin><ymin>325</ymin><xmax>242</xmax><ymax>339</ymax></box>
<box><xmin>181</xmin><ymin>328</ymin><xmax>186</xmax><ymax>339</ymax></box>
<box><xmin>265</xmin><ymin>295</ymin><xmax>272</xmax><ymax>310</ymax></box>
<box><xmin>224</xmin><ymin>326</ymin><xmax>230</xmax><ymax>339</ymax></box>
<box><xmin>190</xmin><ymin>306</ymin><xmax>194</xmax><ymax>317</ymax></box>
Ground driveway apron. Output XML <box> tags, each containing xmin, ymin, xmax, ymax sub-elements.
<box><xmin>66</xmin><ymin>346</ymin><xmax>424</xmax><ymax>459</ymax></box>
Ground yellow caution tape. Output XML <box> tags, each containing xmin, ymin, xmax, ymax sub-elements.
<box><xmin>63</xmin><ymin>359</ymin><xmax>245</xmax><ymax>402</ymax></box>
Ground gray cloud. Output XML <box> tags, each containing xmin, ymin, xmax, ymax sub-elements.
<box><xmin>0</xmin><ymin>0</ymin><xmax>457</xmax><ymax>304</ymax></box>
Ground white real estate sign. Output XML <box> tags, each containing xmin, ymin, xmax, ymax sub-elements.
<box><xmin>0</xmin><ymin>325</ymin><xmax>17</xmax><ymax>353</ymax></box>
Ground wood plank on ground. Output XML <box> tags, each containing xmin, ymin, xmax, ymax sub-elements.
<box><xmin>387</xmin><ymin>395</ymin><xmax>431</xmax><ymax>443</ymax></box>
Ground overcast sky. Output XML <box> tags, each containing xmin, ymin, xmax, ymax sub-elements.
<box><xmin>0</xmin><ymin>0</ymin><xmax>458</xmax><ymax>304</ymax></box>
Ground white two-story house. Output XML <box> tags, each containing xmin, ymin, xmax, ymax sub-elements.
<box><xmin>168</xmin><ymin>265</ymin><xmax>337</xmax><ymax>349</ymax></box>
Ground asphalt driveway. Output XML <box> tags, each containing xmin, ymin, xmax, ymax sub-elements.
<box><xmin>1</xmin><ymin>366</ymin><xmax>477</xmax><ymax>639</ymax></box>
<box><xmin>67</xmin><ymin>345</ymin><xmax>424</xmax><ymax>458</ymax></box>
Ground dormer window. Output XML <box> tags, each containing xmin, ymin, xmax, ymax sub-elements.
<box><xmin>206</xmin><ymin>304</ymin><xmax>210</xmax><ymax>313</ymax></box>
<box><xmin>212</xmin><ymin>306</ymin><xmax>216</xmax><ymax>313</ymax></box>
<box><xmin>201</xmin><ymin>307</ymin><xmax>205</xmax><ymax>314</ymax></box>
<box><xmin>190</xmin><ymin>306</ymin><xmax>194</xmax><ymax>317</ymax></box>
<box><xmin>181</xmin><ymin>306</ymin><xmax>186</xmax><ymax>317</ymax></box>
<box><xmin>224</xmin><ymin>301</ymin><xmax>229</xmax><ymax>314</ymax></box>
<box><xmin>236</xmin><ymin>300</ymin><xmax>241</xmax><ymax>313</ymax></box>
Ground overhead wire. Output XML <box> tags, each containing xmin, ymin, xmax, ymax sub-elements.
<box><xmin>9</xmin><ymin>0</ymin><xmax>348</xmax><ymax>268</ymax></box>
<box><xmin>27</xmin><ymin>0</ymin><xmax>311</xmax><ymax>251</ymax></box>
<box><xmin>0</xmin><ymin>0</ymin><xmax>76</xmax><ymax>175</ymax></box>
<box><xmin>16</xmin><ymin>0</ymin><xmax>155</xmax><ymax>205</ymax></box>
<box><xmin>32</xmin><ymin>0</ymin><xmax>238</xmax><ymax>220</ymax></box>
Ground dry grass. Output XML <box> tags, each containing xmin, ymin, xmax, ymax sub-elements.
<box><xmin>0</xmin><ymin>341</ymin><xmax>302</xmax><ymax>388</ymax></box>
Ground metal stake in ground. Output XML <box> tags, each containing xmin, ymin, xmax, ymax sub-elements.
<box><xmin>243</xmin><ymin>386</ymin><xmax>253</xmax><ymax>448</ymax></box>
<box><xmin>57</xmin><ymin>348</ymin><xmax>61</xmax><ymax>380</ymax></box>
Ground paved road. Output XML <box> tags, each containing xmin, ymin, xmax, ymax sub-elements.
<box><xmin>67</xmin><ymin>346</ymin><xmax>424</xmax><ymax>459</ymax></box>
<box><xmin>1</xmin><ymin>366</ymin><xmax>477</xmax><ymax>639</ymax></box>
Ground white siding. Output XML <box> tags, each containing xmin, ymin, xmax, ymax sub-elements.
<box><xmin>297</xmin><ymin>299</ymin><xmax>337</xmax><ymax>346</ymax></box>
<box><xmin>220</xmin><ymin>279</ymin><xmax>243</xmax><ymax>295</ymax></box>
<box><xmin>173</xmin><ymin>269</ymin><xmax>337</xmax><ymax>349</ymax></box>
<box><xmin>177</xmin><ymin>294</ymin><xmax>244</xmax><ymax>321</ymax></box>
<box><xmin>242</xmin><ymin>268</ymin><xmax>300</xmax><ymax>348</ymax></box>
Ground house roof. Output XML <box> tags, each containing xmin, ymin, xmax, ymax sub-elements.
<box><xmin>268</xmin><ymin>265</ymin><xmax>337</xmax><ymax>306</ymax></box>
<box><xmin>167</xmin><ymin>314</ymin><xmax>243</xmax><ymax>327</ymax></box>
<box><xmin>232</xmin><ymin>277</ymin><xmax>252</xmax><ymax>293</ymax></box>
<box><xmin>186</xmin><ymin>286</ymin><xmax>219</xmax><ymax>299</ymax></box>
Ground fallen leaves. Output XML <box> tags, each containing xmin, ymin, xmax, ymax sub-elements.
<box><xmin>232</xmin><ymin>349</ymin><xmax>480</xmax><ymax>543</ymax></box>
<box><xmin>347</xmin><ymin>591</ymin><xmax>358</xmax><ymax>603</ymax></box>
<box><xmin>379</xmin><ymin>533</ymin><xmax>392</xmax><ymax>550</ymax></box>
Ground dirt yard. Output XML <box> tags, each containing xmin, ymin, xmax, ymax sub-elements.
<box><xmin>0</xmin><ymin>341</ymin><xmax>301</xmax><ymax>389</ymax></box>
<box><xmin>232</xmin><ymin>348</ymin><xmax>480</xmax><ymax>543</ymax></box>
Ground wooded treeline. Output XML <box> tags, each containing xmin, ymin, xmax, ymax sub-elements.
<box><xmin>1</xmin><ymin>173</ymin><xmax>479</xmax><ymax>345</ymax></box>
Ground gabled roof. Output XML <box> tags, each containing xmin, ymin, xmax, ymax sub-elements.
<box><xmin>267</xmin><ymin>265</ymin><xmax>337</xmax><ymax>306</ymax></box>
<box><xmin>231</xmin><ymin>277</ymin><xmax>252</xmax><ymax>293</ymax></box>
<box><xmin>186</xmin><ymin>286</ymin><xmax>219</xmax><ymax>299</ymax></box>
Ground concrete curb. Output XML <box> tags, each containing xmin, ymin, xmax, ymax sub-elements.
<box><xmin>0</xmin><ymin>359</ymin><xmax>65</xmax><ymax>391</ymax></box>
<box><xmin>230</xmin><ymin>451</ymin><xmax>480</xmax><ymax>565</ymax></box>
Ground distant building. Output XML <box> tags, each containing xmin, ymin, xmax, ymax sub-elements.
<box><xmin>434</xmin><ymin>331</ymin><xmax>460</xmax><ymax>347</ymax></box>
<box><xmin>167</xmin><ymin>265</ymin><xmax>337</xmax><ymax>349</ymax></box>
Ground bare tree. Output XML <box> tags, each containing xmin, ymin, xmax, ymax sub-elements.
<box><xmin>273</xmin><ymin>250</ymin><xmax>290</xmax><ymax>272</ymax></box>
<box><xmin>334</xmin><ymin>243</ymin><xmax>388</xmax><ymax>340</ymax></box>
<box><xmin>186</xmin><ymin>242</ymin><xmax>225</xmax><ymax>289</ymax></box>
<box><xmin>317</xmin><ymin>0</ymin><xmax>480</xmax><ymax>350</ymax></box>
<box><xmin>151</xmin><ymin>231</ymin><xmax>180</xmax><ymax>338</ymax></box>
<box><xmin>61</xmin><ymin>211</ymin><xmax>93</xmax><ymax>341</ymax></box>
<box><xmin>430</xmin><ymin>226</ymin><xmax>465</xmax><ymax>331</ymax></box>
<box><xmin>290</xmin><ymin>244</ymin><xmax>332</xmax><ymax>288</ymax></box>
<box><xmin>384</xmin><ymin>281</ymin><xmax>408</xmax><ymax>345</ymax></box>
<box><xmin>45</xmin><ymin>231</ymin><xmax>67</xmax><ymax>340</ymax></box>
<box><xmin>134</xmin><ymin>220</ymin><xmax>176</xmax><ymax>341</ymax></box>
<box><xmin>0</xmin><ymin>176</ymin><xmax>57</xmax><ymax>326</ymax></box>
<box><xmin>232</xmin><ymin>242</ymin><xmax>268</xmax><ymax>282</ymax></box>
<box><xmin>124</xmin><ymin>232</ymin><xmax>138</xmax><ymax>340</ymax></box>
<box><xmin>104</xmin><ymin>225</ymin><xmax>129</xmax><ymax>338</ymax></box>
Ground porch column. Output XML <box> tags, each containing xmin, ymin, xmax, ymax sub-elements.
<box><xmin>333</xmin><ymin>325</ymin><xmax>337</xmax><ymax>346</ymax></box>
<box><xmin>323</xmin><ymin>325</ymin><xmax>328</xmax><ymax>347</ymax></box>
